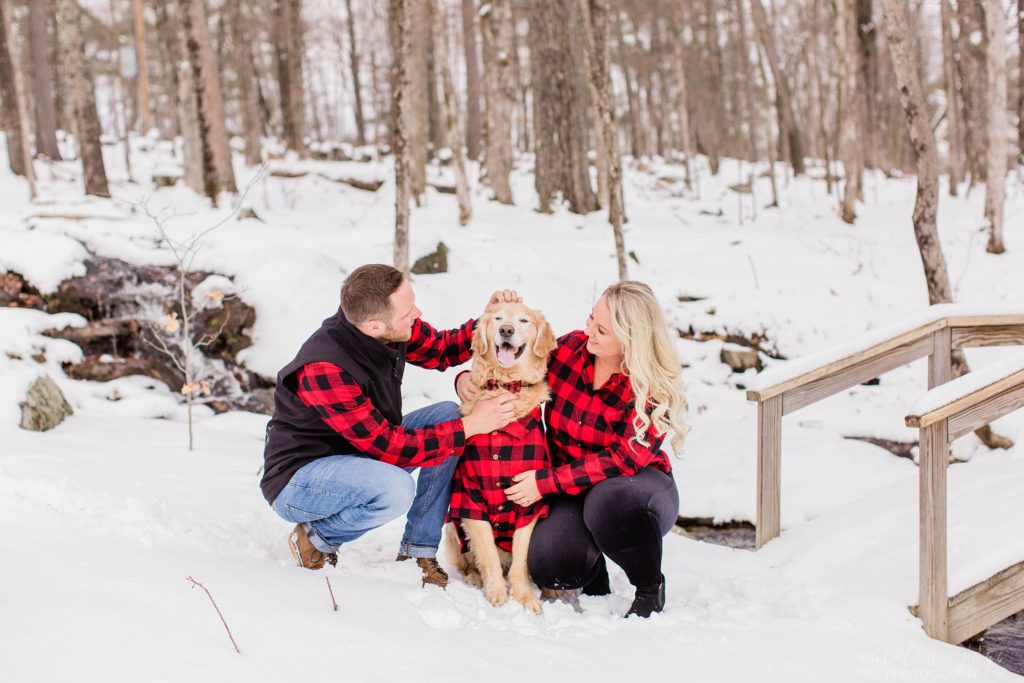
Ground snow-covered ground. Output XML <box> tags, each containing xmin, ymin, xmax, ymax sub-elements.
<box><xmin>2</xmin><ymin>139</ymin><xmax>1023</xmax><ymax>681</ymax></box>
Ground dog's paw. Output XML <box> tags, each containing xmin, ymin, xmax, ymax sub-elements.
<box><xmin>483</xmin><ymin>581</ymin><xmax>509</xmax><ymax>607</ymax></box>
<box><xmin>463</xmin><ymin>569</ymin><xmax>483</xmax><ymax>588</ymax></box>
<box><xmin>512</xmin><ymin>587</ymin><xmax>543</xmax><ymax>615</ymax></box>
<box><xmin>540</xmin><ymin>587</ymin><xmax>566</xmax><ymax>601</ymax></box>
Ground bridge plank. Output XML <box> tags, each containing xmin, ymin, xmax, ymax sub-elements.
<box><xmin>948</xmin><ymin>559</ymin><xmax>1024</xmax><ymax>644</ymax></box>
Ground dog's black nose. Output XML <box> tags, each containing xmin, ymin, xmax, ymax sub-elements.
<box><xmin>499</xmin><ymin>324</ymin><xmax>514</xmax><ymax>337</ymax></box>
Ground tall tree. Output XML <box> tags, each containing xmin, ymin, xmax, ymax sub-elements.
<box><xmin>939</xmin><ymin>0</ymin><xmax>963</xmax><ymax>196</ymax></box>
<box><xmin>833</xmin><ymin>0</ymin><xmax>863</xmax><ymax>223</ymax></box>
<box><xmin>748</xmin><ymin>0</ymin><xmax>805</xmax><ymax>175</ymax></box>
<box><xmin>529</xmin><ymin>0</ymin><xmax>597</xmax><ymax>214</ymax></box>
<box><xmin>1019</xmin><ymin>0</ymin><xmax>1024</xmax><ymax>162</ymax></box>
<box><xmin>389</xmin><ymin>0</ymin><xmax>410</xmax><ymax>275</ymax></box>
<box><xmin>880</xmin><ymin>0</ymin><xmax>1012</xmax><ymax>451</ymax></box>
<box><xmin>669</xmin><ymin>3</ymin><xmax>695</xmax><ymax>191</ymax></box>
<box><xmin>406</xmin><ymin>0</ymin><xmax>429</xmax><ymax>201</ymax></box>
<box><xmin>479</xmin><ymin>0</ymin><xmax>515</xmax><ymax>204</ymax></box>
<box><xmin>56</xmin><ymin>0</ymin><xmax>109</xmax><ymax>197</ymax></box>
<box><xmin>461</xmin><ymin>0</ymin><xmax>482</xmax><ymax>160</ymax></box>
<box><xmin>232</xmin><ymin>0</ymin><xmax>262</xmax><ymax>165</ymax></box>
<box><xmin>180</xmin><ymin>0</ymin><xmax>238</xmax><ymax>198</ymax></box>
<box><xmin>344</xmin><ymin>0</ymin><xmax>367</xmax><ymax>147</ymax></box>
<box><xmin>955</xmin><ymin>0</ymin><xmax>987</xmax><ymax>184</ymax></box>
<box><xmin>133</xmin><ymin>0</ymin><xmax>151</xmax><ymax>134</ymax></box>
<box><xmin>0</xmin><ymin>0</ymin><xmax>35</xmax><ymax>188</ymax></box>
<box><xmin>273</xmin><ymin>0</ymin><xmax>307</xmax><ymax>157</ymax></box>
<box><xmin>28</xmin><ymin>0</ymin><xmax>61</xmax><ymax>160</ymax></box>
<box><xmin>982</xmin><ymin>0</ymin><xmax>1006</xmax><ymax>254</ymax></box>
<box><xmin>431</xmin><ymin>0</ymin><xmax>471</xmax><ymax>226</ymax></box>
<box><xmin>583</xmin><ymin>0</ymin><xmax>627</xmax><ymax>280</ymax></box>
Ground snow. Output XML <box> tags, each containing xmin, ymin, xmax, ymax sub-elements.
<box><xmin>909</xmin><ymin>350</ymin><xmax>1024</xmax><ymax>418</ymax></box>
<box><xmin>2</xmin><ymin>137</ymin><xmax>1024</xmax><ymax>680</ymax></box>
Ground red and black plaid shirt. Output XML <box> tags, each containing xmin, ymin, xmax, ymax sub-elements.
<box><xmin>295</xmin><ymin>317</ymin><xmax>475</xmax><ymax>469</ymax></box>
<box><xmin>535</xmin><ymin>330</ymin><xmax>671</xmax><ymax>497</ymax></box>
<box><xmin>448</xmin><ymin>407</ymin><xmax>550</xmax><ymax>552</ymax></box>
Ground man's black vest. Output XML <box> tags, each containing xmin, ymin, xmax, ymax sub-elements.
<box><xmin>260</xmin><ymin>308</ymin><xmax>407</xmax><ymax>504</ymax></box>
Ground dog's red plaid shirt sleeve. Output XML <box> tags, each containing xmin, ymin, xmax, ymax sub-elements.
<box><xmin>295</xmin><ymin>362</ymin><xmax>466</xmax><ymax>468</ymax></box>
<box><xmin>535</xmin><ymin>331</ymin><xmax>671</xmax><ymax>497</ymax></box>
<box><xmin>405</xmin><ymin>317</ymin><xmax>476</xmax><ymax>370</ymax></box>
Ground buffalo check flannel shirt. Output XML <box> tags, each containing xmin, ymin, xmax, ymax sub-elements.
<box><xmin>295</xmin><ymin>317</ymin><xmax>475</xmax><ymax>469</ymax></box>
<box><xmin>448</xmin><ymin>407</ymin><xmax>550</xmax><ymax>552</ymax></box>
<box><xmin>534</xmin><ymin>330</ymin><xmax>671</xmax><ymax>497</ymax></box>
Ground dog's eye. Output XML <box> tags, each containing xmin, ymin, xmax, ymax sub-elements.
<box><xmin>494</xmin><ymin>316</ymin><xmax>503</xmax><ymax>321</ymax></box>
<box><xmin>519</xmin><ymin>318</ymin><xmax>529</xmax><ymax>324</ymax></box>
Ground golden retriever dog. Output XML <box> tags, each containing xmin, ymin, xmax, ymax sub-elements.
<box><xmin>443</xmin><ymin>302</ymin><xmax>556</xmax><ymax>613</ymax></box>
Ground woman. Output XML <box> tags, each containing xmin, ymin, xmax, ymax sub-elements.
<box><xmin>502</xmin><ymin>281</ymin><xmax>687</xmax><ymax>617</ymax></box>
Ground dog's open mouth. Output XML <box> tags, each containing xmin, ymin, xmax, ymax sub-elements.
<box><xmin>496</xmin><ymin>342</ymin><xmax>525</xmax><ymax>368</ymax></box>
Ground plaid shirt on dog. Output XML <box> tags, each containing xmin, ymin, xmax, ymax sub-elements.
<box><xmin>535</xmin><ymin>330</ymin><xmax>671</xmax><ymax>497</ymax></box>
<box><xmin>448</xmin><ymin>407</ymin><xmax>550</xmax><ymax>552</ymax></box>
<box><xmin>294</xmin><ymin>317</ymin><xmax>475</xmax><ymax>469</ymax></box>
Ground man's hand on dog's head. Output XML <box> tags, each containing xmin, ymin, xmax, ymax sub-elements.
<box><xmin>485</xmin><ymin>289</ymin><xmax>522</xmax><ymax>312</ymax></box>
<box><xmin>462</xmin><ymin>391</ymin><xmax>517</xmax><ymax>437</ymax></box>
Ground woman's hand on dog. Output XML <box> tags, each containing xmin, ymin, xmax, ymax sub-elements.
<box><xmin>486</xmin><ymin>289</ymin><xmax>522</xmax><ymax>312</ymax></box>
<box><xmin>462</xmin><ymin>391</ymin><xmax>517</xmax><ymax>437</ymax></box>
<box><xmin>505</xmin><ymin>470</ymin><xmax>541</xmax><ymax>507</ymax></box>
<box><xmin>456</xmin><ymin>372</ymin><xmax>480</xmax><ymax>403</ymax></box>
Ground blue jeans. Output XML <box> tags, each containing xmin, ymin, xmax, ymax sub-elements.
<box><xmin>272</xmin><ymin>401</ymin><xmax>461</xmax><ymax>559</ymax></box>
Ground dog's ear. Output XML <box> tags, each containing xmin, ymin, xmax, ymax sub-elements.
<box><xmin>531</xmin><ymin>313</ymin><xmax>557</xmax><ymax>359</ymax></box>
<box><xmin>472</xmin><ymin>313</ymin><xmax>492</xmax><ymax>357</ymax></box>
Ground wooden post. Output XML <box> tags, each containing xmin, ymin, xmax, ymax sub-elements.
<box><xmin>919</xmin><ymin>419</ymin><xmax>950</xmax><ymax>641</ymax></box>
<box><xmin>929</xmin><ymin>327</ymin><xmax>952</xmax><ymax>390</ymax></box>
<box><xmin>756</xmin><ymin>395</ymin><xmax>782</xmax><ymax>549</ymax></box>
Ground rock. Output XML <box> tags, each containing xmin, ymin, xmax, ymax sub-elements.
<box><xmin>411</xmin><ymin>242</ymin><xmax>449</xmax><ymax>275</ymax></box>
<box><xmin>20</xmin><ymin>376</ymin><xmax>74</xmax><ymax>431</ymax></box>
<box><xmin>720</xmin><ymin>343</ymin><xmax>761</xmax><ymax>373</ymax></box>
<box><xmin>237</xmin><ymin>207</ymin><xmax>262</xmax><ymax>221</ymax></box>
<box><xmin>64</xmin><ymin>355</ymin><xmax>183</xmax><ymax>389</ymax></box>
<box><xmin>1</xmin><ymin>271</ymin><xmax>46</xmax><ymax>309</ymax></box>
<box><xmin>152</xmin><ymin>173</ymin><xmax>179</xmax><ymax>188</ymax></box>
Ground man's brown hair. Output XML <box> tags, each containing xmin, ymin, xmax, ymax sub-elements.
<box><xmin>340</xmin><ymin>264</ymin><xmax>405</xmax><ymax>324</ymax></box>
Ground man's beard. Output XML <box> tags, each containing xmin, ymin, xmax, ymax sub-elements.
<box><xmin>378</xmin><ymin>324</ymin><xmax>412</xmax><ymax>343</ymax></box>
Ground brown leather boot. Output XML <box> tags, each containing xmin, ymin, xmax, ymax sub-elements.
<box><xmin>396</xmin><ymin>554</ymin><xmax>449</xmax><ymax>588</ymax></box>
<box><xmin>288</xmin><ymin>524</ymin><xmax>338</xmax><ymax>570</ymax></box>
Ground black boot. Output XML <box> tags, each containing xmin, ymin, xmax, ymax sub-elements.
<box><xmin>581</xmin><ymin>556</ymin><xmax>611</xmax><ymax>596</ymax></box>
<box><xmin>625</xmin><ymin>575</ymin><xmax>665</xmax><ymax>618</ymax></box>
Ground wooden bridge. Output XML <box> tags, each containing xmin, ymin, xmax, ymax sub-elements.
<box><xmin>745</xmin><ymin>305</ymin><xmax>1024</xmax><ymax>644</ymax></box>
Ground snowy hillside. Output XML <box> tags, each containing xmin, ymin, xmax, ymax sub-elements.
<box><xmin>2</xmin><ymin>141</ymin><xmax>1023</xmax><ymax>681</ymax></box>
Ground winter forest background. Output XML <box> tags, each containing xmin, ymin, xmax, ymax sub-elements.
<box><xmin>2</xmin><ymin>0</ymin><xmax>1024</xmax><ymax>681</ymax></box>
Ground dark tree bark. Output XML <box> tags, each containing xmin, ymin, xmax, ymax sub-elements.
<box><xmin>273</xmin><ymin>0</ymin><xmax>306</xmax><ymax>156</ymax></box>
<box><xmin>56</xmin><ymin>0</ymin><xmax>109</xmax><ymax>197</ymax></box>
<box><xmin>345</xmin><ymin>0</ymin><xmax>367</xmax><ymax>147</ymax></box>
<box><xmin>0</xmin><ymin>0</ymin><xmax>33</xmax><ymax>180</ymax></box>
<box><xmin>955</xmin><ymin>0</ymin><xmax>987</xmax><ymax>184</ymax></box>
<box><xmin>389</xmin><ymin>0</ymin><xmax>410</xmax><ymax>274</ymax></box>
<box><xmin>940</xmin><ymin>0</ymin><xmax>963</xmax><ymax>195</ymax></box>
<box><xmin>530</xmin><ymin>0</ymin><xmax>596</xmax><ymax>214</ymax></box>
<box><xmin>461</xmin><ymin>0</ymin><xmax>482</xmax><ymax>160</ymax></box>
<box><xmin>480</xmin><ymin>0</ymin><xmax>515</xmax><ymax>204</ymax></box>
<box><xmin>232</xmin><ymin>0</ymin><xmax>262</xmax><ymax>165</ymax></box>
<box><xmin>28</xmin><ymin>0</ymin><xmax>61</xmax><ymax>160</ymax></box>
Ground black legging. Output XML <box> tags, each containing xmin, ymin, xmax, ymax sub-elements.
<box><xmin>528</xmin><ymin>467</ymin><xmax>679</xmax><ymax>589</ymax></box>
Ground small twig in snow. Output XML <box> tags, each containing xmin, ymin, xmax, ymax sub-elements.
<box><xmin>747</xmin><ymin>254</ymin><xmax>760</xmax><ymax>291</ymax></box>
<box><xmin>326</xmin><ymin>577</ymin><xmax>339</xmax><ymax>612</ymax></box>
<box><xmin>185</xmin><ymin>576</ymin><xmax>241</xmax><ymax>654</ymax></box>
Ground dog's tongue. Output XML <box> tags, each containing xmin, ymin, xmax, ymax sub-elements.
<box><xmin>497</xmin><ymin>346</ymin><xmax>517</xmax><ymax>367</ymax></box>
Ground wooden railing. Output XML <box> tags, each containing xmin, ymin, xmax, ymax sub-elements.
<box><xmin>905</xmin><ymin>351</ymin><xmax>1024</xmax><ymax>643</ymax></box>
<box><xmin>745</xmin><ymin>305</ymin><xmax>1024</xmax><ymax>549</ymax></box>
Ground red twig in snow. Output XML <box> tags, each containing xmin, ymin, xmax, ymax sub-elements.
<box><xmin>186</xmin><ymin>576</ymin><xmax>241</xmax><ymax>653</ymax></box>
<box><xmin>326</xmin><ymin>577</ymin><xmax>339</xmax><ymax>611</ymax></box>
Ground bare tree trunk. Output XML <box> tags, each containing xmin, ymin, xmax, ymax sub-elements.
<box><xmin>57</xmin><ymin>0</ymin><xmax>109</xmax><ymax>197</ymax></box>
<box><xmin>982</xmin><ymin>0</ymin><xmax>1006</xmax><ymax>254</ymax></box>
<box><xmin>345</xmin><ymin>0</ymin><xmax>367</xmax><ymax>147</ymax></box>
<box><xmin>0</xmin><ymin>0</ymin><xmax>31</xmax><ymax>184</ymax></box>
<box><xmin>233</xmin><ymin>0</ymin><xmax>262</xmax><ymax>165</ymax></box>
<box><xmin>584</xmin><ymin>0</ymin><xmax>627</xmax><ymax>280</ymax></box>
<box><xmin>530</xmin><ymin>0</ymin><xmax>597</xmax><ymax>215</ymax></box>
<box><xmin>406</xmin><ymin>0</ymin><xmax>429</xmax><ymax>201</ymax></box>
<box><xmin>390</xmin><ymin>0</ymin><xmax>410</xmax><ymax>275</ymax></box>
<box><xmin>833</xmin><ymin>0</ymin><xmax>862</xmax><ymax>223</ymax></box>
<box><xmin>856</xmin><ymin>0</ymin><xmax>878</xmax><ymax>170</ymax></box>
<box><xmin>701</xmin><ymin>0</ymin><xmax>724</xmax><ymax>175</ymax></box>
<box><xmin>613</xmin><ymin>11</ymin><xmax>640</xmax><ymax>159</ymax></box>
<box><xmin>956</xmin><ymin>0</ymin><xmax>987</xmax><ymax>184</ymax></box>
<box><xmin>132</xmin><ymin>0</ymin><xmax>151</xmax><ymax>134</ymax></box>
<box><xmin>749</xmin><ymin>0</ymin><xmax>805</xmax><ymax>175</ymax></box>
<box><xmin>880</xmin><ymin>0</ymin><xmax>1012</xmax><ymax>451</ymax></box>
<box><xmin>734</xmin><ymin>0</ymin><xmax>760</xmax><ymax>214</ymax></box>
<box><xmin>461</xmin><ymin>0</ymin><xmax>482</xmax><ymax>160</ymax></box>
<box><xmin>431</xmin><ymin>0</ymin><xmax>471</xmax><ymax>226</ymax></box>
<box><xmin>940</xmin><ymin>0</ymin><xmax>962</xmax><ymax>196</ymax></box>
<box><xmin>28</xmin><ymin>0</ymin><xmax>61</xmax><ymax>160</ymax></box>
<box><xmin>273</xmin><ymin>0</ymin><xmax>306</xmax><ymax>156</ymax></box>
<box><xmin>669</xmin><ymin>5</ymin><xmax>694</xmax><ymax>191</ymax></box>
<box><xmin>1019</xmin><ymin>0</ymin><xmax>1024</xmax><ymax>163</ymax></box>
<box><xmin>480</xmin><ymin>0</ymin><xmax>515</xmax><ymax>204</ymax></box>
<box><xmin>181</xmin><ymin>0</ymin><xmax>238</xmax><ymax>198</ymax></box>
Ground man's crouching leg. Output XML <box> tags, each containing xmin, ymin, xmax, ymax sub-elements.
<box><xmin>272</xmin><ymin>455</ymin><xmax>416</xmax><ymax>570</ymax></box>
<box><xmin>397</xmin><ymin>400</ymin><xmax>462</xmax><ymax>588</ymax></box>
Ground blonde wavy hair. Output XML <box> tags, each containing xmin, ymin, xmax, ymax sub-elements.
<box><xmin>603</xmin><ymin>281</ymin><xmax>688</xmax><ymax>455</ymax></box>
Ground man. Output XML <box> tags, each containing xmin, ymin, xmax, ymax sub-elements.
<box><xmin>261</xmin><ymin>263</ymin><xmax>517</xmax><ymax>587</ymax></box>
